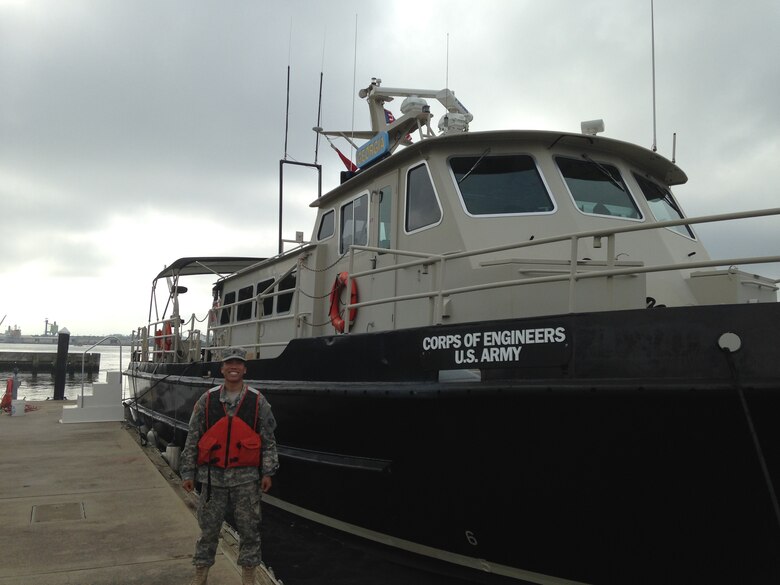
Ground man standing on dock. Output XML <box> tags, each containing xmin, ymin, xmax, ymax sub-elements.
<box><xmin>180</xmin><ymin>347</ymin><xmax>279</xmax><ymax>585</ymax></box>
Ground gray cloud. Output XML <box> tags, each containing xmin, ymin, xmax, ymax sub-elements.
<box><xmin>1</xmin><ymin>0</ymin><xmax>778</xmax><ymax>333</ymax></box>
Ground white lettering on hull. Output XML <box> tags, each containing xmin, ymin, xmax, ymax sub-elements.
<box><xmin>423</xmin><ymin>326</ymin><xmax>566</xmax><ymax>366</ymax></box>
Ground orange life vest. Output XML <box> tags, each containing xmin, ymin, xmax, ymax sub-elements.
<box><xmin>197</xmin><ymin>386</ymin><xmax>262</xmax><ymax>468</ymax></box>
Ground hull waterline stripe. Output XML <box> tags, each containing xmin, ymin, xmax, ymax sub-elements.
<box><xmin>126</xmin><ymin>401</ymin><xmax>391</xmax><ymax>472</ymax></box>
<box><xmin>125</xmin><ymin>401</ymin><xmax>190</xmax><ymax>432</ymax></box>
<box><xmin>261</xmin><ymin>493</ymin><xmax>590</xmax><ymax>585</ymax></box>
<box><xmin>276</xmin><ymin>445</ymin><xmax>391</xmax><ymax>472</ymax></box>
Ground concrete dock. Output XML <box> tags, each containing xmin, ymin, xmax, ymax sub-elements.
<box><xmin>0</xmin><ymin>401</ymin><xmax>243</xmax><ymax>585</ymax></box>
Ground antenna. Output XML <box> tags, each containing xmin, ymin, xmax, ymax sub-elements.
<box><xmin>350</xmin><ymin>14</ymin><xmax>359</xmax><ymax>161</ymax></box>
<box><xmin>650</xmin><ymin>0</ymin><xmax>657</xmax><ymax>152</ymax></box>
<box><xmin>314</xmin><ymin>32</ymin><xmax>325</xmax><ymax>164</ymax></box>
<box><xmin>277</xmin><ymin>22</ymin><xmax>323</xmax><ymax>255</ymax></box>
<box><xmin>445</xmin><ymin>32</ymin><xmax>449</xmax><ymax>90</ymax></box>
<box><xmin>283</xmin><ymin>19</ymin><xmax>293</xmax><ymax>160</ymax></box>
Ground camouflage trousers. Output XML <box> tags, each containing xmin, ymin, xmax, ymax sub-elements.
<box><xmin>193</xmin><ymin>481</ymin><xmax>262</xmax><ymax>567</ymax></box>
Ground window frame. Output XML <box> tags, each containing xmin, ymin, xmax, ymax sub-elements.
<box><xmin>220</xmin><ymin>291</ymin><xmax>236</xmax><ymax>325</ymax></box>
<box><xmin>256</xmin><ymin>278</ymin><xmax>274</xmax><ymax>318</ymax></box>
<box><xmin>236</xmin><ymin>285</ymin><xmax>254</xmax><ymax>322</ymax></box>
<box><xmin>377</xmin><ymin>185</ymin><xmax>393</xmax><ymax>250</ymax></box>
<box><xmin>276</xmin><ymin>272</ymin><xmax>296</xmax><ymax>314</ymax></box>
<box><xmin>632</xmin><ymin>172</ymin><xmax>697</xmax><ymax>240</ymax></box>
<box><xmin>317</xmin><ymin>208</ymin><xmax>335</xmax><ymax>241</ymax></box>
<box><xmin>404</xmin><ymin>161</ymin><xmax>443</xmax><ymax>235</ymax></box>
<box><xmin>339</xmin><ymin>191</ymin><xmax>370</xmax><ymax>254</ymax></box>
<box><xmin>555</xmin><ymin>155</ymin><xmax>644</xmax><ymax>222</ymax></box>
<box><xmin>447</xmin><ymin>152</ymin><xmax>557</xmax><ymax>218</ymax></box>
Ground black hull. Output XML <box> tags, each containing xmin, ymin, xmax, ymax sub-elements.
<box><xmin>126</xmin><ymin>304</ymin><xmax>780</xmax><ymax>584</ymax></box>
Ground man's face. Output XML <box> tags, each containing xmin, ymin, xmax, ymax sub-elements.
<box><xmin>221</xmin><ymin>359</ymin><xmax>247</xmax><ymax>383</ymax></box>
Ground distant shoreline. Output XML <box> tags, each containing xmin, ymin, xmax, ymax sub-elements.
<box><xmin>0</xmin><ymin>335</ymin><xmax>133</xmax><ymax>346</ymax></box>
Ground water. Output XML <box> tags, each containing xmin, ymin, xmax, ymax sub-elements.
<box><xmin>0</xmin><ymin>342</ymin><xmax>127</xmax><ymax>401</ymax></box>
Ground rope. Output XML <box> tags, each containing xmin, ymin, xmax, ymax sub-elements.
<box><xmin>299</xmin><ymin>250</ymin><xmax>349</xmax><ymax>273</ymax></box>
<box><xmin>297</xmin><ymin>288</ymin><xmax>332</xmax><ymax>300</ymax></box>
<box><xmin>301</xmin><ymin>315</ymin><xmax>335</xmax><ymax>328</ymax></box>
<box><xmin>722</xmin><ymin>348</ymin><xmax>780</xmax><ymax>531</ymax></box>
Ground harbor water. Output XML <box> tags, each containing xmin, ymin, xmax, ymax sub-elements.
<box><xmin>0</xmin><ymin>342</ymin><xmax>126</xmax><ymax>401</ymax></box>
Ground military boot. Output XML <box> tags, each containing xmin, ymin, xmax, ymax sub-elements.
<box><xmin>241</xmin><ymin>565</ymin><xmax>256</xmax><ymax>585</ymax></box>
<box><xmin>189</xmin><ymin>565</ymin><xmax>209</xmax><ymax>585</ymax></box>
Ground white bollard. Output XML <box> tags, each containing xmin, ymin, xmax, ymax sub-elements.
<box><xmin>11</xmin><ymin>399</ymin><xmax>25</xmax><ymax>416</ymax></box>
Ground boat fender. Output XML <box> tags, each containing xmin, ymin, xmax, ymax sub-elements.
<box><xmin>146</xmin><ymin>429</ymin><xmax>159</xmax><ymax>449</ymax></box>
<box><xmin>328</xmin><ymin>272</ymin><xmax>358</xmax><ymax>333</ymax></box>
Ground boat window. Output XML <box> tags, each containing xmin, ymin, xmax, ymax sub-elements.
<box><xmin>220</xmin><ymin>291</ymin><xmax>235</xmax><ymax>325</ymax></box>
<box><xmin>236</xmin><ymin>285</ymin><xmax>253</xmax><ymax>321</ymax></box>
<box><xmin>318</xmin><ymin>209</ymin><xmax>335</xmax><ymax>241</ymax></box>
<box><xmin>378</xmin><ymin>186</ymin><xmax>392</xmax><ymax>249</ymax></box>
<box><xmin>449</xmin><ymin>155</ymin><xmax>553</xmax><ymax>215</ymax></box>
<box><xmin>556</xmin><ymin>156</ymin><xmax>642</xmax><ymax>219</ymax></box>
<box><xmin>406</xmin><ymin>163</ymin><xmax>441</xmax><ymax>232</ymax></box>
<box><xmin>256</xmin><ymin>279</ymin><xmax>274</xmax><ymax>317</ymax></box>
<box><xmin>633</xmin><ymin>173</ymin><xmax>695</xmax><ymax>238</ymax></box>
<box><xmin>340</xmin><ymin>193</ymin><xmax>368</xmax><ymax>253</ymax></box>
<box><xmin>277</xmin><ymin>271</ymin><xmax>296</xmax><ymax>313</ymax></box>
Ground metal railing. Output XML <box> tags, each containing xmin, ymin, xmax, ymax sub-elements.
<box><xmin>132</xmin><ymin>206</ymin><xmax>780</xmax><ymax>355</ymax></box>
<box><xmin>341</xmin><ymin>207</ymin><xmax>780</xmax><ymax>332</ymax></box>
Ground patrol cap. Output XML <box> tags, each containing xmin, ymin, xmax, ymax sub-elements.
<box><xmin>221</xmin><ymin>347</ymin><xmax>247</xmax><ymax>362</ymax></box>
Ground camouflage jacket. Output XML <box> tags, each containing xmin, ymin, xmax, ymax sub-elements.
<box><xmin>180</xmin><ymin>384</ymin><xmax>279</xmax><ymax>487</ymax></box>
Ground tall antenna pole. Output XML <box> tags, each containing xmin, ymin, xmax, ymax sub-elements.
<box><xmin>284</xmin><ymin>19</ymin><xmax>292</xmax><ymax>160</ymax></box>
<box><xmin>314</xmin><ymin>33</ymin><xmax>325</xmax><ymax>165</ymax></box>
<box><xmin>280</xmin><ymin>21</ymin><xmax>293</xmax><ymax>254</ymax></box>
<box><xmin>445</xmin><ymin>32</ymin><xmax>450</xmax><ymax>90</ymax></box>
<box><xmin>350</xmin><ymin>14</ymin><xmax>358</xmax><ymax>160</ymax></box>
<box><xmin>651</xmin><ymin>0</ymin><xmax>657</xmax><ymax>152</ymax></box>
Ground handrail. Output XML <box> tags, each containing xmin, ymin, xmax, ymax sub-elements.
<box><xmin>344</xmin><ymin>207</ymin><xmax>780</xmax><ymax>323</ymax></box>
<box><xmin>133</xmin><ymin>206</ymin><xmax>780</xmax><ymax>354</ymax></box>
<box><xmin>81</xmin><ymin>336</ymin><xmax>123</xmax><ymax>408</ymax></box>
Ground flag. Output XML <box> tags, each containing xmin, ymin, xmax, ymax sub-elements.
<box><xmin>330</xmin><ymin>143</ymin><xmax>358</xmax><ymax>172</ymax></box>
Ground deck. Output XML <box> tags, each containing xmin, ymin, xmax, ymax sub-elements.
<box><xmin>0</xmin><ymin>401</ymin><xmax>253</xmax><ymax>584</ymax></box>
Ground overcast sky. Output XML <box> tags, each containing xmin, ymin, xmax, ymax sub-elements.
<box><xmin>1</xmin><ymin>0</ymin><xmax>779</xmax><ymax>336</ymax></box>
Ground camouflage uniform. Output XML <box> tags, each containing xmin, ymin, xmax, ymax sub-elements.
<box><xmin>180</xmin><ymin>384</ymin><xmax>279</xmax><ymax>567</ymax></box>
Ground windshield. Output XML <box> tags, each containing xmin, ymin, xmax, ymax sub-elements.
<box><xmin>449</xmin><ymin>154</ymin><xmax>553</xmax><ymax>215</ymax></box>
<box><xmin>556</xmin><ymin>156</ymin><xmax>642</xmax><ymax>219</ymax></box>
<box><xmin>633</xmin><ymin>173</ymin><xmax>695</xmax><ymax>238</ymax></box>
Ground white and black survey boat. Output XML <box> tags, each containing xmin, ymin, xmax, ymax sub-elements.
<box><xmin>126</xmin><ymin>78</ymin><xmax>780</xmax><ymax>584</ymax></box>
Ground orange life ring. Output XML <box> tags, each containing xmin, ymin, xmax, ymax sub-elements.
<box><xmin>328</xmin><ymin>272</ymin><xmax>358</xmax><ymax>333</ymax></box>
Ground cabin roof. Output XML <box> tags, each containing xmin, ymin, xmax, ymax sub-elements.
<box><xmin>154</xmin><ymin>257</ymin><xmax>265</xmax><ymax>280</ymax></box>
<box><xmin>311</xmin><ymin>129</ymin><xmax>687</xmax><ymax>208</ymax></box>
